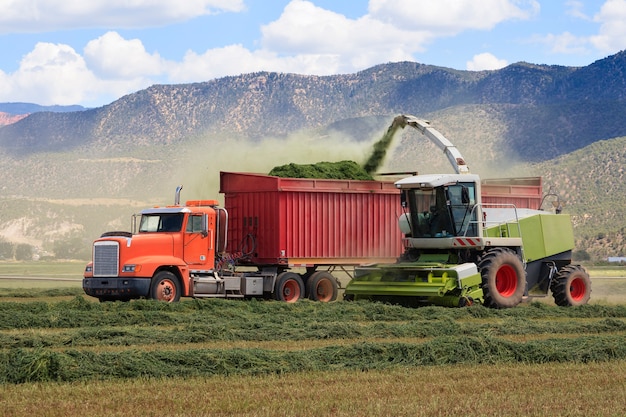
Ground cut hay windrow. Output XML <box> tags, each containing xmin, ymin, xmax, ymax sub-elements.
<box><xmin>2</xmin><ymin>298</ymin><xmax>626</xmax><ymax>384</ymax></box>
<box><xmin>2</xmin><ymin>334</ymin><xmax>626</xmax><ymax>384</ymax></box>
<box><xmin>1</xmin><ymin>316</ymin><xmax>625</xmax><ymax>350</ymax></box>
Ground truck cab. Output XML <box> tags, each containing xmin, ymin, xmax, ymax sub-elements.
<box><xmin>83</xmin><ymin>199</ymin><xmax>226</xmax><ymax>302</ymax></box>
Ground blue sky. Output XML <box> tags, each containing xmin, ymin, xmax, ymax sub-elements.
<box><xmin>0</xmin><ymin>0</ymin><xmax>624</xmax><ymax>108</ymax></box>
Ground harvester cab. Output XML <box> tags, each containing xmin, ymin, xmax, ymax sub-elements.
<box><xmin>397</xmin><ymin>173</ymin><xmax>483</xmax><ymax>247</ymax></box>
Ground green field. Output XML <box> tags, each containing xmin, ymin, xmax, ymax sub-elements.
<box><xmin>1</xmin><ymin>261</ymin><xmax>626</xmax><ymax>416</ymax></box>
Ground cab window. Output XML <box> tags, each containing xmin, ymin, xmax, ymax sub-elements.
<box><xmin>186</xmin><ymin>214</ymin><xmax>204</xmax><ymax>233</ymax></box>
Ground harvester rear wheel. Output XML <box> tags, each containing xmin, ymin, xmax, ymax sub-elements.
<box><xmin>551</xmin><ymin>264</ymin><xmax>591</xmax><ymax>306</ymax></box>
<box><xmin>150</xmin><ymin>271</ymin><xmax>181</xmax><ymax>302</ymax></box>
<box><xmin>274</xmin><ymin>272</ymin><xmax>304</xmax><ymax>303</ymax></box>
<box><xmin>307</xmin><ymin>271</ymin><xmax>338</xmax><ymax>302</ymax></box>
<box><xmin>478</xmin><ymin>248</ymin><xmax>525</xmax><ymax>308</ymax></box>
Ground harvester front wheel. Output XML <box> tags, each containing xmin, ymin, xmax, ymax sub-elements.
<box><xmin>307</xmin><ymin>271</ymin><xmax>338</xmax><ymax>302</ymax></box>
<box><xmin>478</xmin><ymin>248</ymin><xmax>525</xmax><ymax>308</ymax></box>
<box><xmin>150</xmin><ymin>271</ymin><xmax>181</xmax><ymax>302</ymax></box>
<box><xmin>274</xmin><ymin>272</ymin><xmax>304</xmax><ymax>303</ymax></box>
<box><xmin>551</xmin><ymin>264</ymin><xmax>591</xmax><ymax>306</ymax></box>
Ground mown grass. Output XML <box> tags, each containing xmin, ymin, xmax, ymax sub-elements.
<box><xmin>1</xmin><ymin>361</ymin><xmax>626</xmax><ymax>417</ymax></box>
<box><xmin>1</xmin><ymin>263</ymin><xmax>626</xmax><ymax>416</ymax></box>
<box><xmin>1</xmin><ymin>298</ymin><xmax>626</xmax><ymax>384</ymax></box>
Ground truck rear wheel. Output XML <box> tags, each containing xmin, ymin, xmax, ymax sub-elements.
<box><xmin>274</xmin><ymin>272</ymin><xmax>304</xmax><ymax>303</ymax></box>
<box><xmin>150</xmin><ymin>271</ymin><xmax>181</xmax><ymax>302</ymax></box>
<box><xmin>551</xmin><ymin>264</ymin><xmax>591</xmax><ymax>306</ymax></box>
<box><xmin>307</xmin><ymin>271</ymin><xmax>338</xmax><ymax>302</ymax></box>
<box><xmin>478</xmin><ymin>248</ymin><xmax>525</xmax><ymax>308</ymax></box>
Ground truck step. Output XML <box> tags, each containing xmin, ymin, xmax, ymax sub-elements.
<box><xmin>192</xmin><ymin>293</ymin><xmax>245</xmax><ymax>298</ymax></box>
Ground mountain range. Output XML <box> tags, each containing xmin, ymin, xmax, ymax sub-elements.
<box><xmin>2</xmin><ymin>50</ymin><xmax>626</xmax><ymax>261</ymax></box>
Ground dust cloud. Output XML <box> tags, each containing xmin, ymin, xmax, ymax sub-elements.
<box><xmin>172</xmin><ymin>115</ymin><xmax>415</xmax><ymax>204</ymax></box>
<box><xmin>175</xmin><ymin>130</ymin><xmax>373</xmax><ymax>203</ymax></box>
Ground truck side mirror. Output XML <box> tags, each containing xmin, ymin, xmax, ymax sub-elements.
<box><xmin>201</xmin><ymin>214</ymin><xmax>209</xmax><ymax>238</ymax></box>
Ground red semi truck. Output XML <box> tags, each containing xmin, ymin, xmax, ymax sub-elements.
<box><xmin>83</xmin><ymin>171</ymin><xmax>543</xmax><ymax>303</ymax></box>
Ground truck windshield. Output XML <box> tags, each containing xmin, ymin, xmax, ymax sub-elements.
<box><xmin>404</xmin><ymin>182</ymin><xmax>477</xmax><ymax>238</ymax></box>
<box><xmin>139</xmin><ymin>213</ymin><xmax>184</xmax><ymax>232</ymax></box>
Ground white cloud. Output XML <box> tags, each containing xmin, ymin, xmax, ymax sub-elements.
<box><xmin>252</xmin><ymin>0</ymin><xmax>540</xmax><ymax>76</ymax></box>
<box><xmin>466</xmin><ymin>53</ymin><xmax>508</xmax><ymax>71</ymax></box>
<box><xmin>168</xmin><ymin>44</ymin><xmax>353</xmax><ymax>83</ymax></box>
<box><xmin>565</xmin><ymin>0</ymin><xmax>590</xmax><ymax>20</ymax></box>
<box><xmin>539</xmin><ymin>32</ymin><xmax>589</xmax><ymax>55</ymax></box>
<box><xmin>168</xmin><ymin>45</ymin><xmax>284</xmax><ymax>82</ymax></box>
<box><xmin>259</xmin><ymin>0</ymin><xmax>429</xmax><ymax>72</ymax></box>
<box><xmin>0</xmin><ymin>39</ymin><xmax>161</xmax><ymax>106</ymax></box>
<box><xmin>590</xmin><ymin>0</ymin><xmax>626</xmax><ymax>52</ymax></box>
<box><xmin>84</xmin><ymin>32</ymin><xmax>164</xmax><ymax>79</ymax></box>
<box><xmin>532</xmin><ymin>0</ymin><xmax>626</xmax><ymax>58</ymax></box>
<box><xmin>368</xmin><ymin>0</ymin><xmax>539</xmax><ymax>33</ymax></box>
<box><xmin>1</xmin><ymin>42</ymin><xmax>98</xmax><ymax>105</ymax></box>
<box><xmin>0</xmin><ymin>0</ymin><xmax>245</xmax><ymax>33</ymax></box>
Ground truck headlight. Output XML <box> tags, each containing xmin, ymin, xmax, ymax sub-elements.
<box><xmin>85</xmin><ymin>265</ymin><xmax>93</xmax><ymax>273</ymax></box>
<box><xmin>122</xmin><ymin>264</ymin><xmax>141</xmax><ymax>273</ymax></box>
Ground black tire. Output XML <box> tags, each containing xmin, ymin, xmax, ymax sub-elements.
<box><xmin>478</xmin><ymin>247</ymin><xmax>526</xmax><ymax>308</ymax></box>
<box><xmin>306</xmin><ymin>271</ymin><xmax>338</xmax><ymax>302</ymax></box>
<box><xmin>100</xmin><ymin>231</ymin><xmax>133</xmax><ymax>238</ymax></box>
<box><xmin>551</xmin><ymin>264</ymin><xmax>591</xmax><ymax>306</ymax></box>
<box><xmin>150</xmin><ymin>271</ymin><xmax>181</xmax><ymax>302</ymax></box>
<box><xmin>273</xmin><ymin>272</ymin><xmax>304</xmax><ymax>303</ymax></box>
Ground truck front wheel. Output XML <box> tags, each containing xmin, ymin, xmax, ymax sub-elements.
<box><xmin>478</xmin><ymin>248</ymin><xmax>526</xmax><ymax>308</ymax></box>
<box><xmin>150</xmin><ymin>271</ymin><xmax>181</xmax><ymax>302</ymax></box>
<box><xmin>274</xmin><ymin>272</ymin><xmax>304</xmax><ymax>303</ymax></box>
<box><xmin>551</xmin><ymin>264</ymin><xmax>591</xmax><ymax>306</ymax></box>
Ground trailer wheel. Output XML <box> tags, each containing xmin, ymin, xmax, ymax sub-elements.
<box><xmin>274</xmin><ymin>272</ymin><xmax>304</xmax><ymax>303</ymax></box>
<box><xmin>551</xmin><ymin>264</ymin><xmax>591</xmax><ymax>306</ymax></box>
<box><xmin>150</xmin><ymin>271</ymin><xmax>181</xmax><ymax>302</ymax></box>
<box><xmin>307</xmin><ymin>271</ymin><xmax>338</xmax><ymax>302</ymax></box>
<box><xmin>478</xmin><ymin>248</ymin><xmax>525</xmax><ymax>308</ymax></box>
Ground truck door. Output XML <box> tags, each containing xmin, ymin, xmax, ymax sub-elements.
<box><xmin>183</xmin><ymin>213</ymin><xmax>213</xmax><ymax>266</ymax></box>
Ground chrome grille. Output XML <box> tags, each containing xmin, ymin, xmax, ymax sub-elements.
<box><xmin>93</xmin><ymin>241</ymin><xmax>119</xmax><ymax>277</ymax></box>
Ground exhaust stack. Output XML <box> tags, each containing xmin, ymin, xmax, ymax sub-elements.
<box><xmin>175</xmin><ymin>185</ymin><xmax>183</xmax><ymax>205</ymax></box>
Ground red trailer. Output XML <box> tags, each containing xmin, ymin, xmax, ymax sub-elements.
<box><xmin>220</xmin><ymin>172</ymin><xmax>404</xmax><ymax>266</ymax></box>
<box><xmin>481</xmin><ymin>177</ymin><xmax>543</xmax><ymax>210</ymax></box>
<box><xmin>219</xmin><ymin>172</ymin><xmax>404</xmax><ymax>302</ymax></box>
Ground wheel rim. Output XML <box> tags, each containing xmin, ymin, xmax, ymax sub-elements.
<box><xmin>495</xmin><ymin>264</ymin><xmax>517</xmax><ymax>297</ymax></box>
<box><xmin>282</xmin><ymin>279</ymin><xmax>301</xmax><ymax>303</ymax></box>
<box><xmin>314</xmin><ymin>278</ymin><xmax>334</xmax><ymax>302</ymax></box>
<box><xmin>569</xmin><ymin>277</ymin><xmax>587</xmax><ymax>301</ymax></box>
<box><xmin>156</xmin><ymin>279</ymin><xmax>177</xmax><ymax>302</ymax></box>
